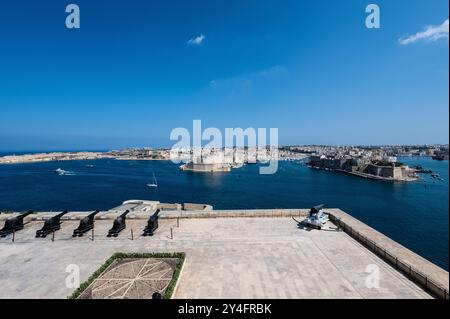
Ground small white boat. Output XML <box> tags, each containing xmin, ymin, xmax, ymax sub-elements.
<box><xmin>55</xmin><ymin>168</ymin><xmax>68</xmax><ymax>176</ymax></box>
<box><xmin>232</xmin><ymin>162</ymin><xmax>244</xmax><ymax>169</ymax></box>
<box><xmin>146</xmin><ymin>172</ymin><xmax>158</xmax><ymax>188</ymax></box>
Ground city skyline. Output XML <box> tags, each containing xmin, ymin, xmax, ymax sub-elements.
<box><xmin>0</xmin><ymin>0</ymin><xmax>448</xmax><ymax>150</ymax></box>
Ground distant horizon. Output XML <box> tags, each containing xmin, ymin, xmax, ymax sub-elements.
<box><xmin>0</xmin><ymin>143</ymin><xmax>449</xmax><ymax>153</ymax></box>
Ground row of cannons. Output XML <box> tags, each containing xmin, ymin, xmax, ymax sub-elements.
<box><xmin>0</xmin><ymin>209</ymin><xmax>160</xmax><ymax>239</ymax></box>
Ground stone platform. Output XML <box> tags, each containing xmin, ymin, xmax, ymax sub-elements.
<box><xmin>0</xmin><ymin>213</ymin><xmax>436</xmax><ymax>299</ymax></box>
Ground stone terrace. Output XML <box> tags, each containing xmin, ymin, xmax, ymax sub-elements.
<box><xmin>0</xmin><ymin>215</ymin><xmax>433</xmax><ymax>299</ymax></box>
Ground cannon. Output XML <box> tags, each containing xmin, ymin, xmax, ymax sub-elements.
<box><xmin>143</xmin><ymin>209</ymin><xmax>160</xmax><ymax>236</ymax></box>
<box><xmin>107</xmin><ymin>210</ymin><xmax>130</xmax><ymax>237</ymax></box>
<box><xmin>72</xmin><ymin>210</ymin><xmax>99</xmax><ymax>237</ymax></box>
<box><xmin>303</xmin><ymin>204</ymin><xmax>329</xmax><ymax>230</ymax></box>
<box><xmin>36</xmin><ymin>211</ymin><xmax>68</xmax><ymax>238</ymax></box>
<box><xmin>0</xmin><ymin>211</ymin><xmax>33</xmax><ymax>237</ymax></box>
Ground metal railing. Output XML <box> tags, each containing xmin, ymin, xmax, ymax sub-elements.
<box><xmin>330</xmin><ymin>215</ymin><xmax>449</xmax><ymax>299</ymax></box>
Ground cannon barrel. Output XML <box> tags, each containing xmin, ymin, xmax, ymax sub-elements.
<box><xmin>54</xmin><ymin>211</ymin><xmax>69</xmax><ymax>219</ymax></box>
<box><xmin>107</xmin><ymin>210</ymin><xmax>130</xmax><ymax>237</ymax></box>
<box><xmin>16</xmin><ymin>211</ymin><xmax>34</xmax><ymax>221</ymax></box>
<box><xmin>36</xmin><ymin>210</ymin><xmax>68</xmax><ymax>238</ymax></box>
<box><xmin>72</xmin><ymin>210</ymin><xmax>100</xmax><ymax>237</ymax></box>
<box><xmin>119</xmin><ymin>210</ymin><xmax>130</xmax><ymax>218</ymax></box>
<box><xmin>0</xmin><ymin>211</ymin><xmax>33</xmax><ymax>237</ymax></box>
<box><xmin>143</xmin><ymin>209</ymin><xmax>160</xmax><ymax>236</ymax></box>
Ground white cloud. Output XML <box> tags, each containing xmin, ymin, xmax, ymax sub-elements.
<box><xmin>187</xmin><ymin>34</ymin><xmax>206</xmax><ymax>45</ymax></box>
<box><xmin>399</xmin><ymin>19</ymin><xmax>449</xmax><ymax>45</ymax></box>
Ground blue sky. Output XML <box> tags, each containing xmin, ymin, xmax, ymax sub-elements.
<box><xmin>0</xmin><ymin>0</ymin><xmax>448</xmax><ymax>150</ymax></box>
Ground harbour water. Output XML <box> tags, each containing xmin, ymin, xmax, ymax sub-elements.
<box><xmin>0</xmin><ymin>155</ymin><xmax>448</xmax><ymax>270</ymax></box>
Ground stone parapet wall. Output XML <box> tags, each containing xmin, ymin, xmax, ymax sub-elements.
<box><xmin>327</xmin><ymin>209</ymin><xmax>449</xmax><ymax>299</ymax></box>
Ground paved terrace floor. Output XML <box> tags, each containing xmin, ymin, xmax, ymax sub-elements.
<box><xmin>0</xmin><ymin>217</ymin><xmax>431</xmax><ymax>299</ymax></box>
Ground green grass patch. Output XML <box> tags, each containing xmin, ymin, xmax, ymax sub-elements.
<box><xmin>68</xmin><ymin>252</ymin><xmax>185</xmax><ymax>299</ymax></box>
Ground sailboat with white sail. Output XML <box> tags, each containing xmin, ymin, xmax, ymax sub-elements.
<box><xmin>146</xmin><ymin>172</ymin><xmax>158</xmax><ymax>188</ymax></box>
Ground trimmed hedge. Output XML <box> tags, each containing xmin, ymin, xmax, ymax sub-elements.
<box><xmin>68</xmin><ymin>252</ymin><xmax>186</xmax><ymax>299</ymax></box>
